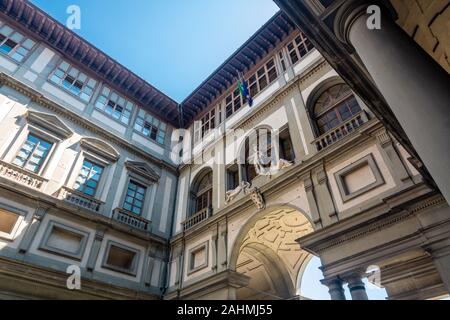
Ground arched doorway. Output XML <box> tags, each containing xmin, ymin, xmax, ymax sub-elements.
<box><xmin>230</xmin><ymin>207</ymin><xmax>314</xmax><ymax>300</ymax></box>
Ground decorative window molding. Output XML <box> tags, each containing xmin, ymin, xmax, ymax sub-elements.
<box><xmin>12</xmin><ymin>133</ymin><xmax>54</xmax><ymax>175</ymax></box>
<box><xmin>334</xmin><ymin>154</ymin><xmax>385</xmax><ymax>202</ymax></box>
<box><xmin>125</xmin><ymin>161</ymin><xmax>160</xmax><ymax>184</ymax></box>
<box><xmin>102</xmin><ymin>240</ymin><xmax>140</xmax><ymax>276</ymax></box>
<box><xmin>80</xmin><ymin>137</ymin><xmax>120</xmax><ymax>163</ymax></box>
<box><xmin>0</xmin><ymin>203</ymin><xmax>26</xmax><ymax>241</ymax></box>
<box><xmin>187</xmin><ymin>241</ymin><xmax>209</xmax><ymax>275</ymax></box>
<box><xmin>26</xmin><ymin>111</ymin><xmax>73</xmax><ymax>140</ymax></box>
<box><xmin>38</xmin><ymin>220</ymin><xmax>89</xmax><ymax>261</ymax></box>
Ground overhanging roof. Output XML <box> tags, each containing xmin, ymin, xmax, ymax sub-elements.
<box><xmin>181</xmin><ymin>11</ymin><xmax>297</xmax><ymax>125</ymax></box>
<box><xmin>0</xmin><ymin>0</ymin><xmax>181</xmax><ymax>126</ymax></box>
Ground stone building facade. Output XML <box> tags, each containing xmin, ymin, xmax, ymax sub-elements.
<box><xmin>0</xmin><ymin>0</ymin><xmax>448</xmax><ymax>300</ymax></box>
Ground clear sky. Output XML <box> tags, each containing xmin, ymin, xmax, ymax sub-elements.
<box><xmin>30</xmin><ymin>0</ymin><xmax>280</xmax><ymax>102</ymax></box>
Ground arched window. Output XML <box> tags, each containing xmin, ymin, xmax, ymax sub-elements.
<box><xmin>191</xmin><ymin>169</ymin><xmax>213</xmax><ymax>216</ymax></box>
<box><xmin>313</xmin><ymin>84</ymin><xmax>362</xmax><ymax>135</ymax></box>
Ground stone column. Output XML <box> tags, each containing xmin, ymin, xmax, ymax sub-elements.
<box><xmin>374</xmin><ymin>128</ymin><xmax>411</xmax><ymax>184</ymax></box>
<box><xmin>303</xmin><ymin>173</ymin><xmax>322</xmax><ymax>229</ymax></box>
<box><xmin>313</xmin><ymin>165</ymin><xmax>338</xmax><ymax>226</ymax></box>
<box><xmin>334</xmin><ymin>0</ymin><xmax>450</xmax><ymax>203</ymax></box>
<box><xmin>86</xmin><ymin>227</ymin><xmax>106</xmax><ymax>272</ymax></box>
<box><xmin>428</xmin><ymin>243</ymin><xmax>450</xmax><ymax>293</ymax></box>
<box><xmin>321</xmin><ymin>277</ymin><xmax>346</xmax><ymax>300</ymax></box>
<box><xmin>347</xmin><ymin>275</ymin><xmax>369</xmax><ymax>300</ymax></box>
<box><xmin>18</xmin><ymin>206</ymin><xmax>48</xmax><ymax>254</ymax></box>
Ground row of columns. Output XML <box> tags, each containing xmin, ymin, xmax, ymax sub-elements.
<box><xmin>322</xmin><ymin>275</ymin><xmax>369</xmax><ymax>300</ymax></box>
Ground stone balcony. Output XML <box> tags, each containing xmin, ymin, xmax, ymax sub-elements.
<box><xmin>313</xmin><ymin>111</ymin><xmax>369</xmax><ymax>151</ymax></box>
<box><xmin>182</xmin><ymin>207</ymin><xmax>212</xmax><ymax>231</ymax></box>
<box><xmin>56</xmin><ymin>186</ymin><xmax>104</xmax><ymax>212</ymax></box>
<box><xmin>0</xmin><ymin>160</ymin><xmax>48</xmax><ymax>190</ymax></box>
<box><xmin>112</xmin><ymin>208</ymin><xmax>151</xmax><ymax>232</ymax></box>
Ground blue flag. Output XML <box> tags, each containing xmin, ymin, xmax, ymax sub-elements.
<box><xmin>237</xmin><ymin>73</ymin><xmax>253</xmax><ymax>107</ymax></box>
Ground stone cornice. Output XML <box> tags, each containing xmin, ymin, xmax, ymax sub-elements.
<box><xmin>298</xmin><ymin>190</ymin><xmax>443</xmax><ymax>255</ymax></box>
<box><xmin>0</xmin><ymin>178</ymin><xmax>169</xmax><ymax>246</ymax></box>
<box><xmin>0</xmin><ymin>73</ymin><xmax>178</xmax><ymax>174</ymax></box>
<box><xmin>0</xmin><ymin>256</ymin><xmax>160</xmax><ymax>300</ymax></box>
<box><xmin>170</xmin><ymin>118</ymin><xmax>383</xmax><ymax>244</ymax></box>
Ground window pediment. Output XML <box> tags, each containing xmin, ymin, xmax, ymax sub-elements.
<box><xmin>26</xmin><ymin>111</ymin><xmax>73</xmax><ymax>139</ymax></box>
<box><xmin>125</xmin><ymin>161</ymin><xmax>160</xmax><ymax>183</ymax></box>
<box><xmin>80</xmin><ymin>137</ymin><xmax>120</xmax><ymax>162</ymax></box>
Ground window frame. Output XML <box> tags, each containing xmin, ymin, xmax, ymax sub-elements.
<box><xmin>49</xmin><ymin>60</ymin><xmax>98</xmax><ymax>103</ymax></box>
<box><xmin>286</xmin><ymin>32</ymin><xmax>314</xmax><ymax>66</ymax></box>
<box><xmin>313</xmin><ymin>85</ymin><xmax>362</xmax><ymax>135</ymax></box>
<box><xmin>0</xmin><ymin>203</ymin><xmax>27</xmax><ymax>241</ymax></box>
<box><xmin>7</xmin><ymin>123</ymin><xmax>62</xmax><ymax>176</ymax></box>
<box><xmin>133</xmin><ymin>108</ymin><xmax>167</xmax><ymax>145</ymax></box>
<box><xmin>101</xmin><ymin>240</ymin><xmax>141</xmax><ymax>276</ymax></box>
<box><xmin>334</xmin><ymin>154</ymin><xmax>385</xmax><ymax>202</ymax></box>
<box><xmin>122</xmin><ymin>179</ymin><xmax>147</xmax><ymax>216</ymax></box>
<box><xmin>95</xmin><ymin>86</ymin><xmax>134</xmax><ymax>125</ymax></box>
<box><xmin>38</xmin><ymin>220</ymin><xmax>90</xmax><ymax>261</ymax></box>
<box><xmin>73</xmin><ymin>158</ymin><xmax>105</xmax><ymax>198</ymax></box>
<box><xmin>187</xmin><ymin>241</ymin><xmax>209</xmax><ymax>275</ymax></box>
<box><xmin>0</xmin><ymin>21</ymin><xmax>36</xmax><ymax>63</ymax></box>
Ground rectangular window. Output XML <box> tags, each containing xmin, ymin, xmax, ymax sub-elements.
<box><xmin>95</xmin><ymin>86</ymin><xmax>134</xmax><ymax>124</ymax></box>
<box><xmin>73</xmin><ymin>159</ymin><xmax>104</xmax><ymax>197</ymax></box>
<box><xmin>46</xmin><ymin>226</ymin><xmax>84</xmax><ymax>255</ymax></box>
<box><xmin>224</xmin><ymin>58</ymin><xmax>278</xmax><ymax>120</ymax></box>
<box><xmin>103</xmin><ymin>242</ymin><xmax>139</xmax><ymax>275</ymax></box>
<box><xmin>50</xmin><ymin>61</ymin><xmax>97</xmax><ymax>102</ymax></box>
<box><xmin>278</xmin><ymin>51</ymin><xmax>287</xmax><ymax>72</ymax></box>
<box><xmin>12</xmin><ymin>134</ymin><xmax>52</xmax><ymax>173</ymax></box>
<box><xmin>286</xmin><ymin>33</ymin><xmax>314</xmax><ymax>65</ymax></box>
<box><xmin>225</xmin><ymin>88</ymin><xmax>244</xmax><ymax>119</ymax></box>
<box><xmin>201</xmin><ymin>109</ymin><xmax>215</xmax><ymax>138</ymax></box>
<box><xmin>134</xmin><ymin>108</ymin><xmax>167</xmax><ymax>144</ymax></box>
<box><xmin>0</xmin><ymin>22</ymin><xmax>35</xmax><ymax>62</ymax></box>
<box><xmin>279</xmin><ymin>128</ymin><xmax>295</xmax><ymax>162</ymax></box>
<box><xmin>0</xmin><ymin>208</ymin><xmax>19</xmax><ymax>235</ymax></box>
<box><xmin>123</xmin><ymin>180</ymin><xmax>146</xmax><ymax>215</ymax></box>
<box><xmin>227</xmin><ymin>165</ymin><xmax>239</xmax><ymax>191</ymax></box>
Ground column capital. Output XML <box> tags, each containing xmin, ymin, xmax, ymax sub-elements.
<box><xmin>334</xmin><ymin>0</ymin><xmax>396</xmax><ymax>45</ymax></box>
<box><xmin>321</xmin><ymin>277</ymin><xmax>346</xmax><ymax>300</ymax></box>
<box><xmin>345</xmin><ymin>274</ymin><xmax>369</xmax><ymax>300</ymax></box>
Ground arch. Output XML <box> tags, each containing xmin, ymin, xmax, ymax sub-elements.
<box><xmin>230</xmin><ymin>203</ymin><xmax>314</xmax><ymax>270</ymax></box>
<box><xmin>305</xmin><ymin>77</ymin><xmax>363</xmax><ymax>137</ymax></box>
<box><xmin>189</xmin><ymin>166</ymin><xmax>213</xmax><ymax>217</ymax></box>
<box><xmin>305</xmin><ymin>76</ymin><xmax>346</xmax><ymax>114</ymax></box>
<box><xmin>236</xmin><ymin>243</ymin><xmax>296</xmax><ymax>299</ymax></box>
<box><xmin>229</xmin><ymin>205</ymin><xmax>314</xmax><ymax>300</ymax></box>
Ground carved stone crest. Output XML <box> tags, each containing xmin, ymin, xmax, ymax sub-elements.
<box><xmin>247</xmin><ymin>187</ymin><xmax>265</xmax><ymax>210</ymax></box>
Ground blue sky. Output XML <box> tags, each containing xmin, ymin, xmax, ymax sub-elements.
<box><xmin>30</xmin><ymin>0</ymin><xmax>279</xmax><ymax>102</ymax></box>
